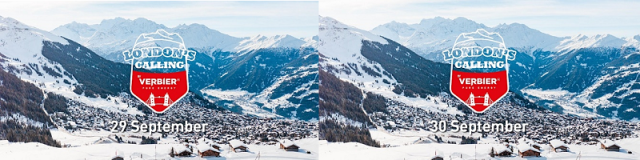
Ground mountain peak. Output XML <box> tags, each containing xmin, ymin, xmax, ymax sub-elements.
<box><xmin>52</xmin><ymin>17</ymin><xmax>310</xmax><ymax>60</ymax></box>
<box><xmin>623</xmin><ymin>34</ymin><xmax>640</xmax><ymax>48</ymax></box>
<box><xmin>595</xmin><ymin>34</ymin><xmax>617</xmax><ymax>39</ymax></box>
<box><xmin>416</xmin><ymin>17</ymin><xmax>478</xmax><ymax>27</ymax></box>
<box><xmin>495</xmin><ymin>22</ymin><xmax>528</xmax><ymax>29</ymax></box>
<box><xmin>133</xmin><ymin>17</ymin><xmax>152</xmax><ymax>22</ymax></box>
<box><xmin>173</xmin><ymin>23</ymin><xmax>220</xmax><ymax>34</ymax></box>
<box><xmin>320</xmin><ymin>16</ymin><xmax>351</xmax><ymax>29</ymax></box>
<box><xmin>320</xmin><ymin>16</ymin><xmax>387</xmax><ymax>44</ymax></box>
<box><xmin>99</xmin><ymin>17</ymin><xmax>127</xmax><ymax>25</ymax></box>
<box><xmin>236</xmin><ymin>34</ymin><xmax>305</xmax><ymax>52</ymax></box>
<box><xmin>0</xmin><ymin>16</ymin><xmax>68</xmax><ymax>44</ymax></box>
<box><xmin>452</xmin><ymin>17</ymin><xmax>473</xmax><ymax>23</ymax></box>
<box><xmin>0</xmin><ymin>16</ymin><xmax>29</xmax><ymax>28</ymax></box>
<box><xmin>96</xmin><ymin>17</ymin><xmax>165</xmax><ymax>29</ymax></box>
<box><xmin>557</xmin><ymin>33</ymin><xmax>626</xmax><ymax>51</ymax></box>
<box><xmin>419</xmin><ymin>16</ymin><xmax>447</xmax><ymax>24</ymax></box>
<box><xmin>186</xmin><ymin>23</ymin><xmax>208</xmax><ymax>29</ymax></box>
<box><xmin>59</xmin><ymin>21</ymin><xmax>92</xmax><ymax>29</ymax></box>
<box><xmin>0</xmin><ymin>15</ymin><xmax>69</xmax><ymax>71</ymax></box>
<box><xmin>302</xmin><ymin>35</ymin><xmax>318</xmax><ymax>48</ymax></box>
<box><xmin>370</xmin><ymin>16</ymin><xmax>487</xmax><ymax>57</ymax></box>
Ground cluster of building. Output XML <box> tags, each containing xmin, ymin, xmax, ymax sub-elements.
<box><xmin>166</xmin><ymin>139</ymin><xmax>300</xmax><ymax>158</ymax></box>
<box><xmin>110</xmin><ymin>139</ymin><xmax>302</xmax><ymax>160</ymax></box>
<box><xmin>50</xmin><ymin>98</ymin><xmax>318</xmax><ymax>146</ymax></box>
<box><xmin>488</xmin><ymin>138</ymin><xmax>625</xmax><ymax>158</ymax></box>
<box><xmin>422</xmin><ymin>137</ymin><xmax>626</xmax><ymax>160</ymax></box>
<box><xmin>369</xmin><ymin>96</ymin><xmax>639</xmax><ymax>146</ymax></box>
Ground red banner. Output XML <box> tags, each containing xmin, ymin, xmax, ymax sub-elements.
<box><xmin>450</xmin><ymin>70</ymin><xmax>508</xmax><ymax>113</ymax></box>
<box><xmin>130</xmin><ymin>70</ymin><xmax>188</xmax><ymax>113</ymax></box>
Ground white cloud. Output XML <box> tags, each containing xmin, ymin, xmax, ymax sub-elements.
<box><xmin>320</xmin><ymin>0</ymin><xmax>640</xmax><ymax>38</ymax></box>
<box><xmin>0</xmin><ymin>1</ymin><xmax>318</xmax><ymax>38</ymax></box>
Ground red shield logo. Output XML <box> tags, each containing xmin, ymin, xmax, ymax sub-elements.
<box><xmin>443</xmin><ymin>29</ymin><xmax>517</xmax><ymax>113</ymax></box>
<box><xmin>123</xmin><ymin>29</ymin><xmax>196</xmax><ymax>113</ymax></box>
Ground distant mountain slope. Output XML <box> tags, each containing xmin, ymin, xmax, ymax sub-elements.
<box><xmin>318</xmin><ymin>16</ymin><xmax>545</xmax><ymax>147</ymax></box>
<box><xmin>0</xmin><ymin>16</ymin><xmax>141</xmax><ymax>115</ymax></box>
<box><xmin>370</xmin><ymin>16</ymin><xmax>640</xmax><ymax>120</ymax></box>
<box><xmin>0</xmin><ymin>15</ymin><xmax>223</xmax><ymax>117</ymax></box>
<box><xmin>370</xmin><ymin>17</ymin><xmax>639</xmax><ymax>62</ymax></box>
<box><xmin>0</xmin><ymin>15</ymin><xmax>229</xmax><ymax>147</ymax></box>
<box><xmin>52</xmin><ymin>18</ymin><xmax>311</xmax><ymax>63</ymax></box>
<box><xmin>319</xmin><ymin>16</ymin><xmax>462</xmax><ymax>116</ymax></box>
<box><xmin>52</xmin><ymin>17</ymin><xmax>318</xmax><ymax>120</ymax></box>
<box><xmin>200</xmin><ymin>47</ymin><xmax>319</xmax><ymax>120</ymax></box>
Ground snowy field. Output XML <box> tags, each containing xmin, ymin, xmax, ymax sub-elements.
<box><xmin>319</xmin><ymin>138</ymin><xmax>640</xmax><ymax>160</ymax></box>
<box><xmin>0</xmin><ymin>130</ymin><xmax>318</xmax><ymax>160</ymax></box>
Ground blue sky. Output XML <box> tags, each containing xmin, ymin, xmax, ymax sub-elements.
<box><xmin>0</xmin><ymin>1</ymin><xmax>318</xmax><ymax>38</ymax></box>
<box><xmin>321</xmin><ymin>0</ymin><xmax>640</xmax><ymax>38</ymax></box>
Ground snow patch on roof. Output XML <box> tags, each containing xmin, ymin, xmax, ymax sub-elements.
<box><xmin>280</xmin><ymin>139</ymin><xmax>298</xmax><ymax>148</ymax></box>
<box><xmin>196</xmin><ymin>144</ymin><xmax>220</xmax><ymax>153</ymax></box>
<box><xmin>517</xmin><ymin>144</ymin><xmax>540</xmax><ymax>153</ymax></box>
<box><xmin>550</xmin><ymin>139</ymin><xmax>568</xmax><ymax>148</ymax></box>
<box><xmin>600</xmin><ymin>140</ymin><xmax>618</xmax><ymax>148</ymax></box>
<box><xmin>229</xmin><ymin>140</ymin><xmax>247</xmax><ymax>148</ymax></box>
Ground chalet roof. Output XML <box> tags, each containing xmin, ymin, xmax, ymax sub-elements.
<box><xmin>280</xmin><ymin>139</ymin><xmax>298</xmax><ymax>148</ymax></box>
<box><xmin>517</xmin><ymin>144</ymin><xmax>540</xmax><ymax>153</ymax></box>
<box><xmin>172</xmin><ymin>145</ymin><xmax>191</xmax><ymax>153</ymax></box>
<box><xmin>601</xmin><ymin>140</ymin><xmax>618</xmax><ymax>148</ymax></box>
<box><xmin>492</xmin><ymin>145</ymin><xmax>511</xmax><ymax>153</ymax></box>
<box><xmin>197</xmin><ymin>144</ymin><xmax>220</xmax><ymax>153</ymax></box>
<box><xmin>550</xmin><ymin>140</ymin><xmax>568</xmax><ymax>148</ymax></box>
<box><xmin>229</xmin><ymin>139</ymin><xmax>247</xmax><ymax>148</ymax></box>
<box><xmin>518</xmin><ymin>138</ymin><xmax>540</xmax><ymax>147</ymax></box>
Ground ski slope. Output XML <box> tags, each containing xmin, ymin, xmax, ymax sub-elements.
<box><xmin>0</xmin><ymin>138</ymin><xmax>318</xmax><ymax>160</ymax></box>
<box><xmin>319</xmin><ymin>138</ymin><xmax>640</xmax><ymax>160</ymax></box>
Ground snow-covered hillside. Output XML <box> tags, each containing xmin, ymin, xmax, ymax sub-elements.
<box><xmin>319</xmin><ymin>139</ymin><xmax>640</xmax><ymax>160</ymax></box>
<box><xmin>521</xmin><ymin>52</ymin><xmax>640</xmax><ymax>121</ymax></box>
<box><xmin>0</xmin><ymin>138</ymin><xmax>318</xmax><ymax>160</ymax></box>
<box><xmin>236</xmin><ymin>34</ymin><xmax>307</xmax><ymax>52</ymax></box>
<box><xmin>0</xmin><ymin>16</ymin><xmax>139</xmax><ymax>115</ymax></box>
<box><xmin>51</xmin><ymin>17</ymin><xmax>319</xmax><ymax>121</ymax></box>
<box><xmin>368</xmin><ymin>16</ymin><xmax>640</xmax><ymax>121</ymax></box>
<box><xmin>555</xmin><ymin>34</ymin><xmax>627</xmax><ymax>52</ymax></box>
<box><xmin>199</xmin><ymin>47</ymin><xmax>319</xmax><ymax>121</ymax></box>
<box><xmin>319</xmin><ymin>16</ymin><xmax>460</xmax><ymax>122</ymax></box>
<box><xmin>319</xmin><ymin>16</ymin><xmax>395</xmax><ymax>91</ymax></box>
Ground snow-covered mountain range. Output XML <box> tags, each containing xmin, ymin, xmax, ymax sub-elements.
<box><xmin>0</xmin><ymin>16</ymin><xmax>140</xmax><ymax>115</ymax></box>
<box><xmin>371</xmin><ymin>17</ymin><xmax>640</xmax><ymax>62</ymax></box>
<box><xmin>318</xmin><ymin>16</ymin><xmax>549</xmax><ymax>147</ymax></box>
<box><xmin>317</xmin><ymin>16</ymin><xmax>640</xmax><ymax>153</ymax></box>
<box><xmin>52</xmin><ymin>17</ymin><xmax>315</xmax><ymax>63</ymax></box>
<box><xmin>319</xmin><ymin>16</ymin><xmax>457</xmax><ymax>118</ymax></box>
<box><xmin>323</xmin><ymin>16</ymin><xmax>640</xmax><ymax>122</ymax></box>
<box><xmin>0</xmin><ymin>15</ymin><xmax>319</xmax><ymax>153</ymax></box>
<box><xmin>50</xmin><ymin>17</ymin><xmax>318</xmax><ymax>121</ymax></box>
